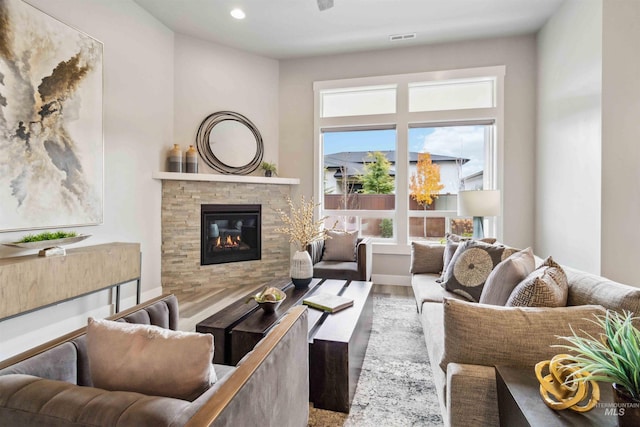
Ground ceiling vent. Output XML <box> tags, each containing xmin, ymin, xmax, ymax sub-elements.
<box><xmin>389</xmin><ymin>33</ymin><xmax>416</xmax><ymax>42</ymax></box>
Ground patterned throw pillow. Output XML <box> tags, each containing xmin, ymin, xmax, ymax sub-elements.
<box><xmin>410</xmin><ymin>242</ymin><xmax>445</xmax><ymax>274</ymax></box>
<box><xmin>479</xmin><ymin>247</ymin><xmax>536</xmax><ymax>306</ymax></box>
<box><xmin>506</xmin><ymin>256</ymin><xmax>568</xmax><ymax>307</ymax></box>
<box><xmin>440</xmin><ymin>234</ymin><xmax>498</xmax><ymax>281</ymax></box>
<box><xmin>441</xmin><ymin>240</ymin><xmax>520</xmax><ymax>302</ymax></box>
<box><xmin>322</xmin><ymin>230</ymin><xmax>358</xmax><ymax>262</ymax></box>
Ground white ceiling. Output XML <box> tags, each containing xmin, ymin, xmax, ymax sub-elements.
<box><xmin>134</xmin><ymin>0</ymin><xmax>565</xmax><ymax>59</ymax></box>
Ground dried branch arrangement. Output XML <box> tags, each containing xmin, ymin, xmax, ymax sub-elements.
<box><xmin>275</xmin><ymin>196</ymin><xmax>334</xmax><ymax>251</ymax></box>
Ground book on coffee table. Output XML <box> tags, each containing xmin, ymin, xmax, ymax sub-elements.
<box><xmin>303</xmin><ymin>292</ymin><xmax>354</xmax><ymax>313</ymax></box>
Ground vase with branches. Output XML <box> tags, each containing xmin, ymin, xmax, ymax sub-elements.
<box><xmin>275</xmin><ymin>196</ymin><xmax>333</xmax><ymax>288</ymax></box>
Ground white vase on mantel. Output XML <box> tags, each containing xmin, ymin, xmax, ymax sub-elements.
<box><xmin>291</xmin><ymin>250</ymin><xmax>313</xmax><ymax>289</ymax></box>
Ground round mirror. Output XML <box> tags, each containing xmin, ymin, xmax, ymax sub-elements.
<box><xmin>196</xmin><ymin>111</ymin><xmax>264</xmax><ymax>174</ymax></box>
<box><xmin>208</xmin><ymin>120</ymin><xmax>257</xmax><ymax>168</ymax></box>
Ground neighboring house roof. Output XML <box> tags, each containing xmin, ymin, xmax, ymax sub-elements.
<box><xmin>325</xmin><ymin>150</ymin><xmax>469</xmax><ymax>178</ymax></box>
<box><xmin>461</xmin><ymin>170</ymin><xmax>483</xmax><ymax>182</ymax></box>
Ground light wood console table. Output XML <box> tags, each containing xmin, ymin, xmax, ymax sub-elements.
<box><xmin>0</xmin><ymin>242</ymin><xmax>141</xmax><ymax>321</ymax></box>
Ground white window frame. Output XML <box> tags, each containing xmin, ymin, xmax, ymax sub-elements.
<box><xmin>313</xmin><ymin>66</ymin><xmax>505</xmax><ymax>254</ymax></box>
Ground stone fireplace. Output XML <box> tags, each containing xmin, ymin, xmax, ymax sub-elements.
<box><xmin>156</xmin><ymin>173</ymin><xmax>298</xmax><ymax>302</ymax></box>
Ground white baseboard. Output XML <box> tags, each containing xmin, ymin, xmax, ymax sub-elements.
<box><xmin>371</xmin><ymin>274</ymin><xmax>411</xmax><ymax>286</ymax></box>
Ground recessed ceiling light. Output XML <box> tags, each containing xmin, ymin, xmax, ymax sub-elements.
<box><xmin>230</xmin><ymin>8</ymin><xmax>246</xmax><ymax>20</ymax></box>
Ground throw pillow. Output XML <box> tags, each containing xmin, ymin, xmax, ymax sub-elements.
<box><xmin>87</xmin><ymin>318</ymin><xmax>215</xmax><ymax>400</ymax></box>
<box><xmin>479</xmin><ymin>247</ymin><xmax>535</xmax><ymax>306</ymax></box>
<box><xmin>410</xmin><ymin>242</ymin><xmax>445</xmax><ymax>274</ymax></box>
<box><xmin>440</xmin><ymin>234</ymin><xmax>499</xmax><ymax>282</ymax></box>
<box><xmin>506</xmin><ymin>256</ymin><xmax>569</xmax><ymax>307</ymax></box>
<box><xmin>322</xmin><ymin>230</ymin><xmax>358</xmax><ymax>262</ymax></box>
<box><xmin>441</xmin><ymin>240</ymin><xmax>520</xmax><ymax>302</ymax></box>
<box><xmin>445</xmin><ymin>232</ymin><xmax>497</xmax><ymax>245</ymax></box>
<box><xmin>441</xmin><ymin>239</ymin><xmax>460</xmax><ymax>281</ymax></box>
<box><xmin>439</xmin><ymin>298</ymin><xmax>606</xmax><ymax>372</ymax></box>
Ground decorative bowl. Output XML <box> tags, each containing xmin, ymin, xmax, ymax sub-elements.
<box><xmin>254</xmin><ymin>288</ymin><xmax>286</xmax><ymax>314</ymax></box>
<box><xmin>3</xmin><ymin>234</ymin><xmax>91</xmax><ymax>250</ymax></box>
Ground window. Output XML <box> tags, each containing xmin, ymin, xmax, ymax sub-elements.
<box><xmin>408</xmin><ymin>124</ymin><xmax>493</xmax><ymax>241</ymax></box>
<box><xmin>314</xmin><ymin>66</ymin><xmax>504</xmax><ymax>248</ymax></box>
<box><xmin>322</xmin><ymin>128</ymin><xmax>396</xmax><ymax>239</ymax></box>
<box><xmin>408</xmin><ymin>78</ymin><xmax>495</xmax><ymax>112</ymax></box>
<box><xmin>320</xmin><ymin>85</ymin><xmax>396</xmax><ymax>118</ymax></box>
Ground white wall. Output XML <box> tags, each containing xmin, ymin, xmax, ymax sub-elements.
<box><xmin>173</xmin><ymin>34</ymin><xmax>280</xmax><ymax>174</ymax></box>
<box><xmin>535</xmin><ymin>0</ymin><xmax>603</xmax><ymax>272</ymax></box>
<box><xmin>279</xmin><ymin>35</ymin><xmax>538</xmax><ymax>280</ymax></box>
<box><xmin>601</xmin><ymin>0</ymin><xmax>640</xmax><ymax>285</ymax></box>
<box><xmin>0</xmin><ymin>0</ymin><xmax>173</xmax><ymax>359</ymax></box>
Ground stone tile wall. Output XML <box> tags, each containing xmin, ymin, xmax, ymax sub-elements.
<box><xmin>161</xmin><ymin>180</ymin><xmax>292</xmax><ymax>297</ymax></box>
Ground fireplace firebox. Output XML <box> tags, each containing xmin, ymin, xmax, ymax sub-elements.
<box><xmin>201</xmin><ymin>204</ymin><xmax>261</xmax><ymax>265</ymax></box>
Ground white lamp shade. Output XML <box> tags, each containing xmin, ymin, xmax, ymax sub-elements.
<box><xmin>457</xmin><ymin>190</ymin><xmax>501</xmax><ymax>217</ymax></box>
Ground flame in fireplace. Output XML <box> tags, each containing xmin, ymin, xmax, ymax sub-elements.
<box><xmin>214</xmin><ymin>235</ymin><xmax>241</xmax><ymax>249</ymax></box>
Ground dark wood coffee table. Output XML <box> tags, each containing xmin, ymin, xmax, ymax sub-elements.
<box><xmin>196</xmin><ymin>277</ymin><xmax>373</xmax><ymax>413</ymax></box>
<box><xmin>496</xmin><ymin>365</ymin><xmax>617</xmax><ymax>426</ymax></box>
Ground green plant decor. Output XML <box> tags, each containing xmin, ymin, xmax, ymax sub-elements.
<box><xmin>260</xmin><ymin>161</ymin><xmax>277</xmax><ymax>175</ymax></box>
<box><xmin>18</xmin><ymin>231</ymin><xmax>78</xmax><ymax>243</ymax></box>
<box><xmin>556</xmin><ymin>310</ymin><xmax>640</xmax><ymax>400</ymax></box>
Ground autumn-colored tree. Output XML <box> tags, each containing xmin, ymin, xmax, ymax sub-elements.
<box><xmin>409</xmin><ymin>153</ymin><xmax>445</xmax><ymax>238</ymax></box>
<box><xmin>359</xmin><ymin>151</ymin><xmax>394</xmax><ymax>194</ymax></box>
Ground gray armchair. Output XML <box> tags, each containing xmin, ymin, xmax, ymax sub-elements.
<box><xmin>307</xmin><ymin>237</ymin><xmax>372</xmax><ymax>281</ymax></box>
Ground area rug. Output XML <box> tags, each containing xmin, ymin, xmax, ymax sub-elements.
<box><xmin>308</xmin><ymin>295</ymin><xmax>444</xmax><ymax>426</ymax></box>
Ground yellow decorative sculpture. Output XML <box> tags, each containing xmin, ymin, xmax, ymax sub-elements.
<box><xmin>535</xmin><ymin>353</ymin><xmax>600</xmax><ymax>412</ymax></box>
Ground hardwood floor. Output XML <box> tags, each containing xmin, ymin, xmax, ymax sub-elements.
<box><xmin>176</xmin><ymin>283</ymin><xmax>261</xmax><ymax>331</ymax></box>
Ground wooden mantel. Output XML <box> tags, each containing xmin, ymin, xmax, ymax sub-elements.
<box><xmin>0</xmin><ymin>242</ymin><xmax>141</xmax><ymax>320</ymax></box>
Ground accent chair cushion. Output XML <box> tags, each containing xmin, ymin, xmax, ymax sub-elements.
<box><xmin>506</xmin><ymin>256</ymin><xmax>569</xmax><ymax>307</ymax></box>
<box><xmin>410</xmin><ymin>242</ymin><xmax>445</xmax><ymax>274</ymax></box>
<box><xmin>322</xmin><ymin>230</ymin><xmax>358</xmax><ymax>262</ymax></box>
<box><xmin>441</xmin><ymin>240</ymin><xmax>519</xmax><ymax>302</ymax></box>
<box><xmin>479</xmin><ymin>247</ymin><xmax>535</xmax><ymax>306</ymax></box>
<box><xmin>87</xmin><ymin>318</ymin><xmax>215</xmax><ymax>400</ymax></box>
<box><xmin>313</xmin><ymin>260</ymin><xmax>360</xmax><ymax>281</ymax></box>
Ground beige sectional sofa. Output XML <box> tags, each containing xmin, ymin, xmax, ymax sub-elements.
<box><xmin>0</xmin><ymin>295</ymin><xmax>309</xmax><ymax>427</ymax></box>
<box><xmin>411</xmin><ymin>244</ymin><xmax>640</xmax><ymax>427</ymax></box>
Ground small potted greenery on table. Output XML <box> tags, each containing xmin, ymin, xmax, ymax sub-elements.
<box><xmin>557</xmin><ymin>310</ymin><xmax>640</xmax><ymax>426</ymax></box>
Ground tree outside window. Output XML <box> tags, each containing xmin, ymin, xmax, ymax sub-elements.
<box><xmin>409</xmin><ymin>153</ymin><xmax>445</xmax><ymax>238</ymax></box>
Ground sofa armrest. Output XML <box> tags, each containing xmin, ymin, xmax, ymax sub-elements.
<box><xmin>440</xmin><ymin>299</ymin><xmax>606</xmax><ymax>371</ymax></box>
<box><xmin>185</xmin><ymin>306</ymin><xmax>309</xmax><ymax>427</ymax></box>
<box><xmin>446</xmin><ymin>363</ymin><xmax>499</xmax><ymax>427</ymax></box>
<box><xmin>356</xmin><ymin>237</ymin><xmax>372</xmax><ymax>281</ymax></box>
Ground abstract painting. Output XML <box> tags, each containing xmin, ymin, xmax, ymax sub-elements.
<box><xmin>0</xmin><ymin>0</ymin><xmax>103</xmax><ymax>231</ymax></box>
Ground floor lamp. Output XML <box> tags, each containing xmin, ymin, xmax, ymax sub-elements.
<box><xmin>457</xmin><ymin>190</ymin><xmax>500</xmax><ymax>239</ymax></box>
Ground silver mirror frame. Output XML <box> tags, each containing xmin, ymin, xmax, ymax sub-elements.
<box><xmin>195</xmin><ymin>111</ymin><xmax>264</xmax><ymax>175</ymax></box>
